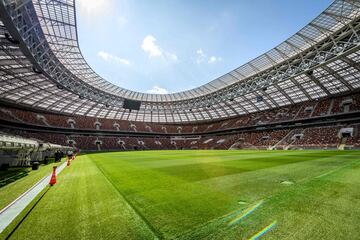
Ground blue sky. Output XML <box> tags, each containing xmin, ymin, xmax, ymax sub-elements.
<box><xmin>76</xmin><ymin>0</ymin><xmax>333</xmax><ymax>94</ymax></box>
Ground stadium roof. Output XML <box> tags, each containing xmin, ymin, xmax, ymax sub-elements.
<box><xmin>0</xmin><ymin>0</ymin><xmax>360</xmax><ymax>122</ymax></box>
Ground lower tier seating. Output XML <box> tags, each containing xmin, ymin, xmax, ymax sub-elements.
<box><xmin>3</xmin><ymin>123</ymin><xmax>359</xmax><ymax>151</ymax></box>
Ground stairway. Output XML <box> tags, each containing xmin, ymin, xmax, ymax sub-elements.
<box><xmin>338</xmin><ymin>137</ymin><xmax>347</xmax><ymax>150</ymax></box>
<box><xmin>229</xmin><ymin>139</ymin><xmax>258</xmax><ymax>150</ymax></box>
<box><xmin>284</xmin><ymin>139</ymin><xmax>297</xmax><ymax>150</ymax></box>
<box><xmin>271</xmin><ymin>129</ymin><xmax>295</xmax><ymax>150</ymax></box>
<box><xmin>327</xmin><ymin>99</ymin><xmax>334</xmax><ymax>115</ymax></box>
<box><xmin>309</xmin><ymin>102</ymin><xmax>318</xmax><ymax>118</ymax></box>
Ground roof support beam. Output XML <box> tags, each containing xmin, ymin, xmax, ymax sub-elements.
<box><xmin>321</xmin><ymin>65</ymin><xmax>354</xmax><ymax>91</ymax></box>
<box><xmin>273</xmin><ymin>84</ymin><xmax>295</xmax><ymax>104</ymax></box>
<box><xmin>305</xmin><ymin>72</ymin><xmax>331</xmax><ymax>96</ymax></box>
<box><xmin>224</xmin><ymin>101</ymin><xmax>240</xmax><ymax>115</ymax></box>
<box><xmin>72</xmin><ymin>101</ymin><xmax>93</xmax><ymax>116</ymax></box>
<box><xmin>49</xmin><ymin>95</ymin><xmax>78</xmax><ymax>112</ymax></box>
<box><xmin>342</xmin><ymin>56</ymin><xmax>360</xmax><ymax>71</ymax></box>
<box><xmin>231</xmin><ymin>98</ymin><xmax>249</xmax><ymax>114</ymax></box>
<box><xmin>290</xmin><ymin>78</ymin><xmax>312</xmax><ymax>100</ymax></box>
<box><xmin>261</xmin><ymin>89</ymin><xmax>280</xmax><ymax>108</ymax></box>
<box><xmin>1</xmin><ymin>0</ymin><xmax>360</xmax><ymax>123</ymax></box>
<box><xmin>344</xmin><ymin>0</ymin><xmax>360</xmax><ymax>8</ymax></box>
<box><xmin>242</xmin><ymin>95</ymin><xmax>261</xmax><ymax>112</ymax></box>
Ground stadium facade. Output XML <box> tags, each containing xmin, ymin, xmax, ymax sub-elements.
<box><xmin>1</xmin><ymin>1</ymin><xmax>360</xmax><ymax>239</ymax></box>
<box><xmin>0</xmin><ymin>0</ymin><xmax>359</xmax><ymax>122</ymax></box>
<box><xmin>0</xmin><ymin>0</ymin><xmax>359</xmax><ymax>153</ymax></box>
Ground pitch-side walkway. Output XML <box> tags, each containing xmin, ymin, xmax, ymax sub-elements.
<box><xmin>0</xmin><ymin>161</ymin><xmax>67</xmax><ymax>233</ymax></box>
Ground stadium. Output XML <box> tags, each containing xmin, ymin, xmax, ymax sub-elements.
<box><xmin>0</xmin><ymin>0</ymin><xmax>359</xmax><ymax>239</ymax></box>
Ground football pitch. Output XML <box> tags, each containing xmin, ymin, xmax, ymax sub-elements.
<box><xmin>1</xmin><ymin>150</ymin><xmax>360</xmax><ymax>240</ymax></box>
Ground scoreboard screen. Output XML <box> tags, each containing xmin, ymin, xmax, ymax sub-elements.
<box><xmin>123</xmin><ymin>99</ymin><xmax>141</xmax><ymax>110</ymax></box>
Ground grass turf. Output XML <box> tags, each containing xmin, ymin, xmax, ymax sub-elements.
<box><xmin>2</xmin><ymin>150</ymin><xmax>360</xmax><ymax>240</ymax></box>
<box><xmin>0</xmin><ymin>159</ymin><xmax>65</xmax><ymax>210</ymax></box>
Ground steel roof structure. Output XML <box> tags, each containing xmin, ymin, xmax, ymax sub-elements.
<box><xmin>0</xmin><ymin>0</ymin><xmax>360</xmax><ymax>123</ymax></box>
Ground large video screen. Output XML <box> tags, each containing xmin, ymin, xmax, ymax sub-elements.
<box><xmin>123</xmin><ymin>99</ymin><xmax>141</xmax><ymax>110</ymax></box>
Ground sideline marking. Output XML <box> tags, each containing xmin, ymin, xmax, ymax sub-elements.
<box><xmin>91</xmin><ymin>157</ymin><xmax>162</xmax><ymax>240</ymax></box>
<box><xmin>5</xmin><ymin>187</ymin><xmax>50</xmax><ymax>240</ymax></box>
<box><xmin>248</xmin><ymin>220</ymin><xmax>277</xmax><ymax>240</ymax></box>
<box><xmin>228</xmin><ymin>200</ymin><xmax>263</xmax><ymax>226</ymax></box>
<box><xmin>0</xmin><ymin>161</ymin><xmax>67</xmax><ymax>233</ymax></box>
<box><xmin>314</xmin><ymin>160</ymin><xmax>359</xmax><ymax>179</ymax></box>
<box><xmin>315</xmin><ymin>169</ymin><xmax>340</xmax><ymax>178</ymax></box>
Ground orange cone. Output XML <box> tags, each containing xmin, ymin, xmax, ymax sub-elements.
<box><xmin>49</xmin><ymin>166</ymin><xmax>57</xmax><ymax>186</ymax></box>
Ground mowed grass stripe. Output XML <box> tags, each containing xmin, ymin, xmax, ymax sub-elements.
<box><xmin>90</xmin><ymin>150</ymin><xmax>360</xmax><ymax>238</ymax></box>
<box><xmin>6</xmin><ymin>155</ymin><xmax>156</xmax><ymax>240</ymax></box>
<box><xmin>90</xmin><ymin>153</ymin><xmax>238</xmax><ymax>237</ymax></box>
<box><xmin>91</xmin><ymin>156</ymin><xmax>164</xmax><ymax>239</ymax></box>
<box><xmin>111</xmin><ymin>150</ymin><xmax>332</xmax><ymax>169</ymax></box>
<box><xmin>178</xmin><ymin>154</ymin><xmax>360</xmax><ymax>240</ymax></box>
<box><xmin>196</xmin><ymin>152</ymin><xmax>359</xmax><ymax>201</ymax></box>
<box><xmin>176</xmin><ymin>155</ymin><xmax>357</xmax><ymax>239</ymax></box>
<box><xmin>154</xmin><ymin>152</ymin><xmax>331</xmax><ymax>182</ymax></box>
<box><xmin>4</xmin><ymin>150</ymin><xmax>360</xmax><ymax>240</ymax></box>
<box><xmin>251</xmin><ymin>158</ymin><xmax>360</xmax><ymax>240</ymax></box>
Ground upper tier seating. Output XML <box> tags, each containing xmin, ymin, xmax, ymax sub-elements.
<box><xmin>0</xmin><ymin>92</ymin><xmax>359</xmax><ymax>134</ymax></box>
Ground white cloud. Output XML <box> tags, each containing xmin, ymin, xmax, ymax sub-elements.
<box><xmin>147</xmin><ymin>86</ymin><xmax>169</xmax><ymax>94</ymax></box>
<box><xmin>98</xmin><ymin>51</ymin><xmax>130</xmax><ymax>65</ymax></box>
<box><xmin>165</xmin><ymin>52</ymin><xmax>178</xmax><ymax>61</ymax></box>
<box><xmin>76</xmin><ymin>0</ymin><xmax>114</xmax><ymax>19</ymax></box>
<box><xmin>141</xmin><ymin>35</ymin><xmax>178</xmax><ymax>62</ymax></box>
<box><xmin>208</xmin><ymin>56</ymin><xmax>223</xmax><ymax>63</ymax></box>
<box><xmin>195</xmin><ymin>49</ymin><xmax>206</xmax><ymax>64</ymax></box>
<box><xmin>141</xmin><ymin>35</ymin><xmax>162</xmax><ymax>58</ymax></box>
<box><xmin>197</xmin><ymin>49</ymin><xmax>205</xmax><ymax>57</ymax></box>
<box><xmin>195</xmin><ymin>49</ymin><xmax>222</xmax><ymax>64</ymax></box>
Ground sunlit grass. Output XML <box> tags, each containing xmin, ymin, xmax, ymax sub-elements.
<box><xmin>3</xmin><ymin>150</ymin><xmax>360</xmax><ymax>240</ymax></box>
<box><xmin>0</xmin><ymin>159</ymin><xmax>65</xmax><ymax>210</ymax></box>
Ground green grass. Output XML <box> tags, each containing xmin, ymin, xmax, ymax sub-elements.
<box><xmin>0</xmin><ymin>168</ymin><xmax>30</xmax><ymax>187</ymax></box>
<box><xmin>0</xmin><ymin>160</ymin><xmax>65</xmax><ymax>210</ymax></box>
<box><xmin>2</xmin><ymin>150</ymin><xmax>360</xmax><ymax>240</ymax></box>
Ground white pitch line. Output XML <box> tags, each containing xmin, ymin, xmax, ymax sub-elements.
<box><xmin>315</xmin><ymin>168</ymin><xmax>340</xmax><ymax>179</ymax></box>
<box><xmin>0</xmin><ymin>161</ymin><xmax>67</xmax><ymax>233</ymax></box>
<box><xmin>314</xmin><ymin>160</ymin><xmax>358</xmax><ymax>179</ymax></box>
